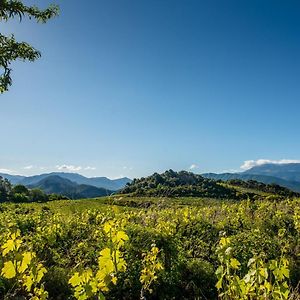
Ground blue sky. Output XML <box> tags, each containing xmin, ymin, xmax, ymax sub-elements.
<box><xmin>1</xmin><ymin>0</ymin><xmax>300</xmax><ymax>179</ymax></box>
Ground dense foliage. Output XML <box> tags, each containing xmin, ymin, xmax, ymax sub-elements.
<box><xmin>0</xmin><ymin>176</ymin><xmax>68</xmax><ymax>203</ymax></box>
<box><xmin>119</xmin><ymin>170</ymin><xmax>299</xmax><ymax>203</ymax></box>
<box><xmin>0</xmin><ymin>196</ymin><xmax>299</xmax><ymax>299</ymax></box>
<box><xmin>120</xmin><ymin>170</ymin><xmax>240</xmax><ymax>199</ymax></box>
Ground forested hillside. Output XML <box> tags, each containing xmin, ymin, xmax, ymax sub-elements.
<box><xmin>119</xmin><ymin>170</ymin><xmax>239</xmax><ymax>198</ymax></box>
<box><xmin>119</xmin><ymin>170</ymin><xmax>299</xmax><ymax>200</ymax></box>
<box><xmin>227</xmin><ymin>179</ymin><xmax>300</xmax><ymax>197</ymax></box>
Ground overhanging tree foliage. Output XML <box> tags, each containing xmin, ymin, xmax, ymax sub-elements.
<box><xmin>0</xmin><ymin>0</ymin><xmax>59</xmax><ymax>93</ymax></box>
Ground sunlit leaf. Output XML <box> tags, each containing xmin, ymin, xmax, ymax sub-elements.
<box><xmin>1</xmin><ymin>261</ymin><xmax>16</xmax><ymax>279</ymax></box>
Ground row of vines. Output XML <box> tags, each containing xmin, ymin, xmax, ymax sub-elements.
<box><xmin>0</xmin><ymin>198</ymin><xmax>300</xmax><ymax>299</ymax></box>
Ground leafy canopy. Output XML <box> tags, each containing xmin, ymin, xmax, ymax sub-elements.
<box><xmin>0</xmin><ymin>0</ymin><xmax>59</xmax><ymax>93</ymax></box>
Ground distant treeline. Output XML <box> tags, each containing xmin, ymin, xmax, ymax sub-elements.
<box><xmin>0</xmin><ymin>176</ymin><xmax>68</xmax><ymax>203</ymax></box>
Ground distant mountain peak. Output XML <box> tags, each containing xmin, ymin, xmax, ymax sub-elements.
<box><xmin>0</xmin><ymin>172</ymin><xmax>132</xmax><ymax>192</ymax></box>
<box><xmin>202</xmin><ymin>163</ymin><xmax>300</xmax><ymax>192</ymax></box>
<box><xmin>28</xmin><ymin>175</ymin><xmax>113</xmax><ymax>199</ymax></box>
<box><xmin>244</xmin><ymin>163</ymin><xmax>300</xmax><ymax>182</ymax></box>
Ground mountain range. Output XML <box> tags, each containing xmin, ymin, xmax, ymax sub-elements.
<box><xmin>0</xmin><ymin>172</ymin><xmax>132</xmax><ymax>199</ymax></box>
<box><xmin>202</xmin><ymin>163</ymin><xmax>300</xmax><ymax>192</ymax></box>
<box><xmin>27</xmin><ymin>175</ymin><xmax>113</xmax><ymax>199</ymax></box>
<box><xmin>1</xmin><ymin>163</ymin><xmax>300</xmax><ymax>198</ymax></box>
<box><xmin>0</xmin><ymin>172</ymin><xmax>131</xmax><ymax>190</ymax></box>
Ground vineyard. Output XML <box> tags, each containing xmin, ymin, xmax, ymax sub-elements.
<box><xmin>0</xmin><ymin>196</ymin><xmax>299</xmax><ymax>299</ymax></box>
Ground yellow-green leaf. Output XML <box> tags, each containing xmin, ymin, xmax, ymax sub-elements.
<box><xmin>18</xmin><ymin>251</ymin><xmax>34</xmax><ymax>273</ymax></box>
<box><xmin>1</xmin><ymin>261</ymin><xmax>16</xmax><ymax>279</ymax></box>
<box><xmin>69</xmin><ymin>272</ymin><xmax>82</xmax><ymax>287</ymax></box>
<box><xmin>23</xmin><ymin>274</ymin><xmax>34</xmax><ymax>291</ymax></box>
<box><xmin>2</xmin><ymin>240</ymin><xmax>14</xmax><ymax>256</ymax></box>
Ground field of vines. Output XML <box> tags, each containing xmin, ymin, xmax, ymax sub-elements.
<box><xmin>0</xmin><ymin>196</ymin><xmax>299</xmax><ymax>299</ymax></box>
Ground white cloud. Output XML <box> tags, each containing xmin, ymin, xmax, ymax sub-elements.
<box><xmin>112</xmin><ymin>175</ymin><xmax>125</xmax><ymax>179</ymax></box>
<box><xmin>84</xmin><ymin>166</ymin><xmax>96</xmax><ymax>170</ymax></box>
<box><xmin>240</xmin><ymin>159</ymin><xmax>300</xmax><ymax>170</ymax></box>
<box><xmin>56</xmin><ymin>164</ymin><xmax>82</xmax><ymax>172</ymax></box>
<box><xmin>23</xmin><ymin>165</ymin><xmax>33</xmax><ymax>170</ymax></box>
<box><xmin>55</xmin><ymin>165</ymin><xmax>97</xmax><ymax>172</ymax></box>
<box><xmin>221</xmin><ymin>169</ymin><xmax>239</xmax><ymax>173</ymax></box>
<box><xmin>189</xmin><ymin>164</ymin><xmax>198</xmax><ymax>170</ymax></box>
<box><xmin>122</xmin><ymin>166</ymin><xmax>133</xmax><ymax>170</ymax></box>
<box><xmin>0</xmin><ymin>168</ymin><xmax>16</xmax><ymax>174</ymax></box>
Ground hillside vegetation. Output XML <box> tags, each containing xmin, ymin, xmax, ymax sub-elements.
<box><xmin>0</xmin><ymin>196</ymin><xmax>299</xmax><ymax>299</ymax></box>
<box><xmin>227</xmin><ymin>179</ymin><xmax>300</xmax><ymax>197</ymax></box>
<box><xmin>119</xmin><ymin>170</ymin><xmax>239</xmax><ymax>198</ymax></box>
<box><xmin>119</xmin><ymin>170</ymin><xmax>298</xmax><ymax>200</ymax></box>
